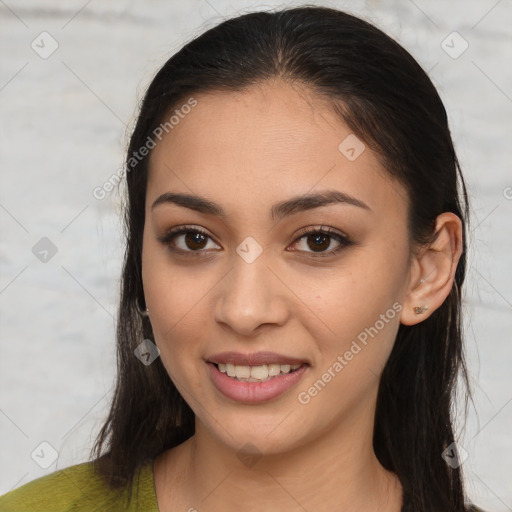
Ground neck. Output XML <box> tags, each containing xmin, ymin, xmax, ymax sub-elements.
<box><xmin>171</xmin><ymin>409</ymin><xmax>403</xmax><ymax>512</ymax></box>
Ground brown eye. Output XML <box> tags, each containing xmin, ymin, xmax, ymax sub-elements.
<box><xmin>291</xmin><ymin>227</ymin><xmax>353</xmax><ymax>257</ymax></box>
<box><xmin>306</xmin><ymin>233</ymin><xmax>331</xmax><ymax>252</ymax></box>
<box><xmin>158</xmin><ymin>226</ymin><xmax>220</xmax><ymax>255</ymax></box>
<box><xmin>182</xmin><ymin>231</ymin><xmax>208</xmax><ymax>251</ymax></box>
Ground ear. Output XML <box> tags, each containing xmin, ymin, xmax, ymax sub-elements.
<box><xmin>400</xmin><ymin>212</ymin><xmax>463</xmax><ymax>326</ymax></box>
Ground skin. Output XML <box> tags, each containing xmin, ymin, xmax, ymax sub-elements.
<box><xmin>141</xmin><ymin>79</ymin><xmax>463</xmax><ymax>511</ymax></box>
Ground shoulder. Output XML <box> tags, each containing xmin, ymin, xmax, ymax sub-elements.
<box><xmin>0</xmin><ymin>460</ymin><xmax>158</xmax><ymax>512</ymax></box>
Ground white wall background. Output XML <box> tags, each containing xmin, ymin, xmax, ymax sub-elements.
<box><xmin>1</xmin><ymin>0</ymin><xmax>511</xmax><ymax>510</ymax></box>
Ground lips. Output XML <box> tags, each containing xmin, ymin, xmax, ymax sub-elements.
<box><xmin>206</xmin><ymin>351</ymin><xmax>309</xmax><ymax>367</ymax></box>
<box><xmin>205</xmin><ymin>351</ymin><xmax>310</xmax><ymax>403</ymax></box>
<box><xmin>207</xmin><ymin>361</ymin><xmax>309</xmax><ymax>403</ymax></box>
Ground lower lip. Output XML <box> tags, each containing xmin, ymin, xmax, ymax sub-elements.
<box><xmin>207</xmin><ymin>362</ymin><xmax>308</xmax><ymax>404</ymax></box>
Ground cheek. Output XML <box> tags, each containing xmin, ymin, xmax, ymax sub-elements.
<box><xmin>141</xmin><ymin>253</ymin><xmax>226</xmax><ymax>399</ymax></box>
<box><xmin>307</xmin><ymin>245</ymin><xmax>407</xmax><ymax>365</ymax></box>
<box><xmin>142</xmin><ymin>231</ymin><xmax>207</xmax><ymax>329</ymax></box>
<box><xmin>141</xmin><ymin>234</ymin><xmax>201</xmax><ymax>367</ymax></box>
<box><xmin>299</xmin><ymin>280</ymin><xmax>402</xmax><ymax>417</ymax></box>
<box><xmin>313</xmin><ymin>290</ymin><xmax>400</xmax><ymax>373</ymax></box>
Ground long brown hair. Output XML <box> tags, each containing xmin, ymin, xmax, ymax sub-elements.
<box><xmin>90</xmin><ymin>6</ymin><xmax>478</xmax><ymax>511</ymax></box>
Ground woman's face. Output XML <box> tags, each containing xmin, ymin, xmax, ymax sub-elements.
<box><xmin>142</xmin><ymin>80</ymin><xmax>414</xmax><ymax>457</ymax></box>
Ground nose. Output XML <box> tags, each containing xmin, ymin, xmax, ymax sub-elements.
<box><xmin>213</xmin><ymin>251</ymin><xmax>289</xmax><ymax>337</ymax></box>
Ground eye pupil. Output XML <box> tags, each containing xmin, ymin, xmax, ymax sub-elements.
<box><xmin>185</xmin><ymin>232</ymin><xmax>207</xmax><ymax>250</ymax></box>
<box><xmin>308</xmin><ymin>234</ymin><xmax>330</xmax><ymax>251</ymax></box>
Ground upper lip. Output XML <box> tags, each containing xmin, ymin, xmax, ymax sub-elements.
<box><xmin>207</xmin><ymin>351</ymin><xmax>309</xmax><ymax>366</ymax></box>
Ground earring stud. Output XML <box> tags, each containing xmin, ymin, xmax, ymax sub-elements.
<box><xmin>137</xmin><ymin>304</ymin><xmax>149</xmax><ymax>317</ymax></box>
<box><xmin>414</xmin><ymin>305</ymin><xmax>428</xmax><ymax>315</ymax></box>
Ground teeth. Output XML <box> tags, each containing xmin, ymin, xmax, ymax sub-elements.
<box><xmin>250</xmin><ymin>365</ymin><xmax>268</xmax><ymax>379</ymax></box>
<box><xmin>268</xmin><ymin>363</ymin><xmax>281</xmax><ymax>376</ymax></box>
<box><xmin>236</xmin><ymin>365</ymin><xmax>251</xmax><ymax>379</ymax></box>
<box><xmin>216</xmin><ymin>362</ymin><xmax>303</xmax><ymax>381</ymax></box>
<box><xmin>226</xmin><ymin>363</ymin><xmax>236</xmax><ymax>377</ymax></box>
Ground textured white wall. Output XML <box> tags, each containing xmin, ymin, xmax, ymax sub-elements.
<box><xmin>1</xmin><ymin>1</ymin><xmax>511</xmax><ymax>510</ymax></box>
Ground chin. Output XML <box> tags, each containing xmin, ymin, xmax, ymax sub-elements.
<box><xmin>202</xmin><ymin>411</ymin><xmax>308</xmax><ymax>457</ymax></box>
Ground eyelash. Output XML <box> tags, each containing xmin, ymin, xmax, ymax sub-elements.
<box><xmin>157</xmin><ymin>225</ymin><xmax>354</xmax><ymax>259</ymax></box>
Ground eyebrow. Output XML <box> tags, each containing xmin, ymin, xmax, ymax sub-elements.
<box><xmin>151</xmin><ymin>189</ymin><xmax>371</xmax><ymax>222</ymax></box>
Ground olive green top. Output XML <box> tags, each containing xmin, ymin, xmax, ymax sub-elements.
<box><xmin>0</xmin><ymin>460</ymin><xmax>488</xmax><ymax>512</ymax></box>
<box><xmin>0</xmin><ymin>460</ymin><xmax>159</xmax><ymax>511</ymax></box>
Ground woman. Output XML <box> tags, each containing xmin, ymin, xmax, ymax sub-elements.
<box><xmin>0</xmin><ymin>5</ymin><xmax>484</xmax><ymax>511</ymax></box>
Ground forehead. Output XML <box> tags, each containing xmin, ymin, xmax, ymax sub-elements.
<box><xmin>146</xmin><ymin>80</ymin><xmax>408</xmax><ymax>220</ymax></box>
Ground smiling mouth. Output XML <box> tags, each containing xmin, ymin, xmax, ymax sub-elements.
<box><xmin>211</xmin><ymin>362</ymin><xmax>306</xmax><ymax>382</ymax></box>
